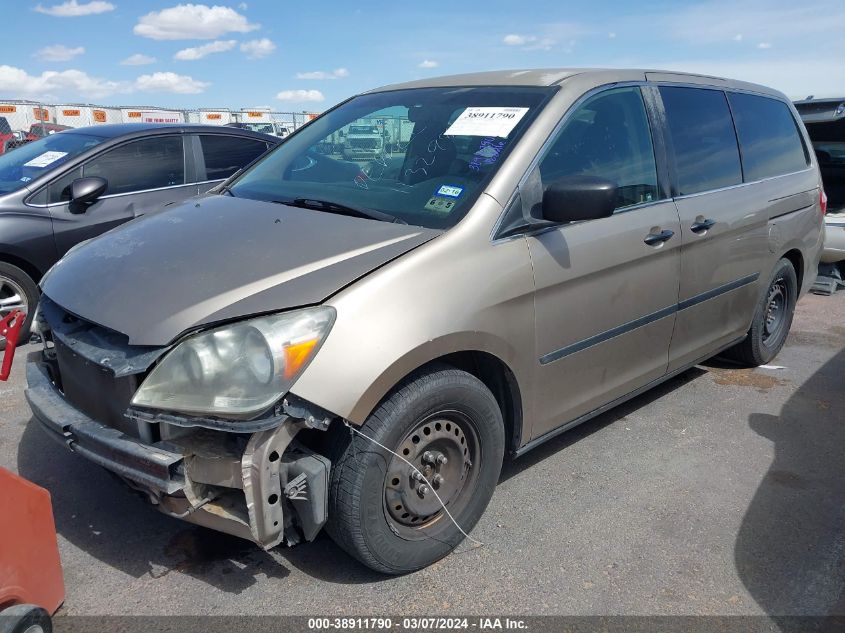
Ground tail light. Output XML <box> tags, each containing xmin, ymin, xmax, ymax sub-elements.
<box><xmin>820</xmin><ymin>189</ymin><xmax>828</xmax><ymax>215</ymax></box>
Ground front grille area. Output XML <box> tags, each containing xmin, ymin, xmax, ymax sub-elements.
<box><xmin>53</xmin><ymin>337</ymin><xmax>142</xmax><ymax>437</ymax></box>
<box><xmin>348</xmin><ymin>137</ymin><xmax>379</xmax><ymax>149</ymax></box>
<box><xmin>39</xmin><ymin>296</ymin><xmax>168</xmax><ymax>438</ymax></box>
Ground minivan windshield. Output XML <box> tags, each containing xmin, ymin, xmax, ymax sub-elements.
<box><xmin>0</xmin><ymin>132</ymin><xmax>104</xmax><ymax>195</ymax></box>
<box><xmin>228</xmin><ymin>86</ymin><xmax>555</xmax><ymax>229</ymax></box>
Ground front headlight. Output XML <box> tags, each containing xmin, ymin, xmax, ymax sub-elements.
<box><xmin>131</xmin><ymin>307</ymin><xmax>335</xmax><ymax>418</ymax></box>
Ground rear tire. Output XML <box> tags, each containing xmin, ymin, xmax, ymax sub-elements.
<box><xmin>326</xmin><ymin>365</ymin><xmax>505</xmax><ymax>574</ymax></box>
<box><xmin>721</xmin><ymin>258</ymin><xmax>797</xmax><ymax>366</ymax></box>
<box><xmin>0</xmin><ymin>262</ymin><xmax>38</xmax><ymax>352</ymax></box>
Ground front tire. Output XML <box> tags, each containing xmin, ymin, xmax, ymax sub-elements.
<box><xmin>0</xmin><ymin>262</ymin><xmax>39</xmax><ymax>352</ymax></box>
<box><xmin>722</xmin><ymin>257</ymin><xmax>797</xmax><ymax>366</ymax></box>
<box><xmin>326</xmin><ymin>365</ymin><xmax>505</xmax><ymax>574</ymax></box>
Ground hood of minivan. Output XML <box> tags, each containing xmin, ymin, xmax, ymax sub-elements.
<box><xmin>42</xmin><ymin>195</ymin><xmax>441</xmax><ymax>345</ymax></box>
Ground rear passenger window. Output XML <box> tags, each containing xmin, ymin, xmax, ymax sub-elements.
<box><xmin>728</xmin><ymin>92</ymin><xmax>809</xmax><ymax>181</ymax></box>
<box><xmin>84</xmin><ymin>136</ymin><xmax>185</xmax><ymax>195</ymax></box>
<box><xmin>539</xmin><ymin>86</ymin><xmax>661</xmax><ymax>210</ymax></box>
<box><xmin>659</xmin><ymin>87</ymin><xmax>742</xmax><ymax>196</ymax></box>
<box><xmin>199</xmin><ymin>135</ymin><xmax>269</xmax><ymax>180</ymax></box>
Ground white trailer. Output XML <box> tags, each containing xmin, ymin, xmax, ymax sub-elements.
<box><xmin>55</xmin><ymin>105</ymin><xmax>121</xmax><ymax>127</ymax></box>
<box><xmin>235</xmin><ymin>108</ymin><xmax>273</xmax><ymax>124</ymax></box>
<box><xmin>120</xmin><ymin>108</ymin><xmax>184</xmax><ymax>124</ymax></box>
<box><xmin>0</xmin><ymin>102</ymin><xmax>55</xmax><ymax>133</ymax></box>
<box><xmin>193</xmin><ymin>109</ymin><xmax>231</xmax><ymax>126</ymax></box>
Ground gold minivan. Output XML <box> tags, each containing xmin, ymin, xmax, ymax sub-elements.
<box><xmin>25</xmin><ymin>69</ymin><xmax>824</xmax><ymax>573</ymax></box>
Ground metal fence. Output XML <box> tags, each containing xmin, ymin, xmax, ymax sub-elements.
<box><xmin>0</xmin><ymin>99</ymin><xmax>319</xmax><ymax>151</ymax></box>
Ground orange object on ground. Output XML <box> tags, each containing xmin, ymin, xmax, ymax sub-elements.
<box><xmin>0</xmin><ymin>468</ymin><xmax>65</xmax><ymax>614</ymax></box>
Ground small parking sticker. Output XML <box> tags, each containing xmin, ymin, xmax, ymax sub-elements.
<box><xmin>436</xmin><ymin>184</ymin><xmax>463</xmax><ymax>198</ymax></box>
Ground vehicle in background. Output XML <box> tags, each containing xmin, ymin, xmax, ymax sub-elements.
<box><xmin>227</xmin><ymin>121</ymin><xmax>294</xmax><ymax>139</ymax></box>
<box><xmin>0</xmin><ymin>118</ymin><xmax>15</xmax><ymax>155</ymax></box>
<box><xmin>342</xmin><ymin>124</ymin><xmax>384</xmax><ymax>160</ymax></box>
<box><xmin>225</xmin><ymin>121</ymin><xmax>276</xmax><ymax>136</ymax></box>
<box><xmin>0</xmin><ymin>123</ymin><xmax>280</xmax><ymax>348</ymax></box>
<box><xmin>23</xmin><ymin>69</ymin><xmax>823</xmax><ymax>574</ymax></box>
<box><xmin>795</xmin><ymin>97</ymin><xmax>845</xmax><ymax>263</ymax></box>
<box><xmin>25</xmin><ymin>123</ymin><xmax>72</xmax><ymax>140</ymax></box>
<box><xmin>274</xmin><ymin>123</ymin><xmax>292</xmax><ymax>138</ymax></box>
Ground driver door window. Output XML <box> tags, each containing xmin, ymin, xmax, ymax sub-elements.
<box><xmin>83</xmin><ymin>136</ymin><xmax>185</xmax><ymax>196</ymax></box>
<box><xmin>538</xmin><ymin>86</ymin><xmax>661</xmax><ymax>211</ymax></box>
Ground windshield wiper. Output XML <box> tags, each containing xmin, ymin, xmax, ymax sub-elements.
<box><xmin>282</xmin><ymin>197</ymin><xmax>406</xmax><ymax>224</ymax></box>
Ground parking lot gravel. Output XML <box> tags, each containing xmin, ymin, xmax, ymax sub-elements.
<box><xmin>0</xmin><ymin>292</ymin><xmax>842</xmax><ymax>617</ymax></box>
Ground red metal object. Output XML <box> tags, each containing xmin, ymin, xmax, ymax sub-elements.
<box><xmin>0</xmin><ymin>309</ymin><xmax>25</xmax><ymax>381</ymax></box>
<box><xmin>0</xmin><ymin>468</ymin><xmax>65</xmax><ymax>614</ymax></box>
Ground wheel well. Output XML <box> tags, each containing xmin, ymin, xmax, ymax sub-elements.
<box><xmin>0</xmin><ymin>252</ymin><xmax>42</xmax><ymax>287</ymax></box>
<box><xmin>426</xmin><ymin>351</ymin><xmax>523</xmax><ymax>456</ymax></box>
<box><xmin>782</xmin><ymin>249</ymin><xmax>804</xmax><ymax>291</ymax></box>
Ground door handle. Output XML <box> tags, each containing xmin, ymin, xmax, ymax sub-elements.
<box><xmin>644</xmin><ymin>229</ymin><xmax>675</xmax><ymax>246</ymax></box>
<box><xmin>690</xmin><ymin>218</ymin><xmax>716</xmax><ymax>234</ymax></box>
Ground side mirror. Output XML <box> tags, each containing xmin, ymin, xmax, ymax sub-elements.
<box><xmin>542</xmin><ymin>175</ymin><xmax>618</xmax><ymax>223</ymax></box>
<box><xmin>70</xmin><ymin>177</ymin><xmax>108</xmax><ymax>206</ymax></box>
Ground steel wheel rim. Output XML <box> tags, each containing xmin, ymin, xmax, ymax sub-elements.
<box><xmin>763</xmin><ymin>277</ymin><xmax>788</xmax><ymax>343</ymax></box>
<box><xmin>0</xmin><ymin>274</ymin><xmax>27</xmax><ymax>345</ymax></box>
<box><xmin>383</xmin><ymin>411</ymin><xmax>480</xmax><ymax>540</ymax></box>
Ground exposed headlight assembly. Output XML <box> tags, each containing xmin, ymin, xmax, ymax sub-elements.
<box><xmin>131</xmin><ymin>307</ymin><xmax>335</xmax><ymax>418</ymax></box>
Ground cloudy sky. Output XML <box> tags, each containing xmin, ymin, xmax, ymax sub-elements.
<box><xmin>0</xmin><ymin>0</ymin><xmax>842</xmax><ymax>111</ymax></box>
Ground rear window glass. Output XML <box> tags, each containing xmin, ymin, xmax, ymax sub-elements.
<box><xmin>728</xmin><ymin>92</ymin><xmax>808</xmax><ymax>181</ymax></box>
<box><xmin>200</xmin><ymin>134</ymin><xmax>269</xmax><ymax>180</ymax></box>
<box><xmin>659</xmin><ymin>86</ymin><xmax>743</xmax><ymax>196</ymax></box>
<box><xmin>84</xmin><ymin>136</ymin><xmax>184</xmax><ymax>195</ymax></box>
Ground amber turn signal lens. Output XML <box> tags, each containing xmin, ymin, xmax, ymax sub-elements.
<box><xmin>283</xmin><ymin>339</ymin><xmax>319</xmax><ymax>380</ymax></box>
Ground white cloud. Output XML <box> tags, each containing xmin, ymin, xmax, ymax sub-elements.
<box><xmin>121</xmin><ymin>53</ymin><xmax>156</xmax><ymax>66</ymax></box>
<box><xmin>295</xmin><ymin>68</ymin><xmax>349</xmax><ymax>79</ymax></box>
<box><xmin>418</xmin><ymin>60</ymin><xmax>438</xmax><ymax>68</ymax></box>
<box><xmin>653</xmin><ymin>58</ymin><xmax>845</xmax><ymax>100</ymax></box>
<box><xmin>34</xmin><ymin>0</ymin><xmax>114</xmax><ymax>17</ymax></box>
<box><xmin>733</xmin><ymin>33</ymin><xmax>743</xmax><ymax>41</ymax></box>
<box><xmin>608</xmin><ymin>32</ymin><xmax>617</xmax><ymax>39</ymax></box>
<box><xmin>174</xmin><ymin>39</ymin><xmax>236</xmax><ymax>60</ymax></box>
<box><xmin>135</xmin><ymin>71</ymin><xmax>209</xmax><ymax>93</ymax></box>
<box><xmin>502</xmin><ymin>32</ymin><xmax>557</xmax><ymax>51</ymax></box>
<box><xmin>0</xmin><ymin>64</ymin><xmax>209</xmax><ymax>99</ymax></box>
<box><xmin>503</xmin><ymin>34</ymin><xmax>533</xmax><ymax>46</ymax></box>
<box><xmin>238</xmin><ymin>2</ymin><xmax>247</xmax><ymax>8</ymax></box>
<box><xmin>659</xmin><ymin>0</ymin><xmax>844</xmax><ymax>44</ymax></box>
<box><xmin>134</xmin><ymin>4</ymin><xmax>259</xmax><ymax>40</ymax></box>
<box><xmin>0</xmin><ymin>65</ymin><xmax>128</xmax><ymax>99</ymax></box>
<box><xmin>34</xmin><ymin>44</ymin><xmax>85</xmax><ymax>62</ymax></box>
<box><xmin>757</xmin><ymin>42</ymin><xmax>772</xmax><ymax>49</ymax></box>
<box><xmin>240</xmin><ymin>38</ymin><xmax>276</xmax><ymax>59</ymax></box>
<box><xmin>276</xmin><ymin>89</ymin><xmax>324</xmax><ymax>102</ymax></box>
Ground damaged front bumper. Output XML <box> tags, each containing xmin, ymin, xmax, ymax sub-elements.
<box><xmin>25</xmin><ymin>358</ymin><xmax>330</xmax><ymax>549</ymax></box>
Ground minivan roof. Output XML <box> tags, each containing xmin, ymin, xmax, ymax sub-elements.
<box><xmin>369</xmin><ymin>68</ymin><xmax>783</xmax><ymax>98</ymax></box>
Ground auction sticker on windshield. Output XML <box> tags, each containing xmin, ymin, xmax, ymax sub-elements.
<box><xmin>23</xmin><ymin>151</ymin><xmax>68</xmax><ymax>168</ymax></box>
<box><xmin>444</xmin><ymin>107</ymin><xmax>529</xmax><ymax>138</ymax></box>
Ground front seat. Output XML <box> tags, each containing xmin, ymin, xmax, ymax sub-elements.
<box><xmin>400</xmin><ymin>107</ymin><xmax>457</xmax><ymax>185</ymax></box>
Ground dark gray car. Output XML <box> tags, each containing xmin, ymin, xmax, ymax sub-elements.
<box><xmin>0</xmin><ymin>123</ymin><xmax>280</xmax><ymax>348</ymax></box>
